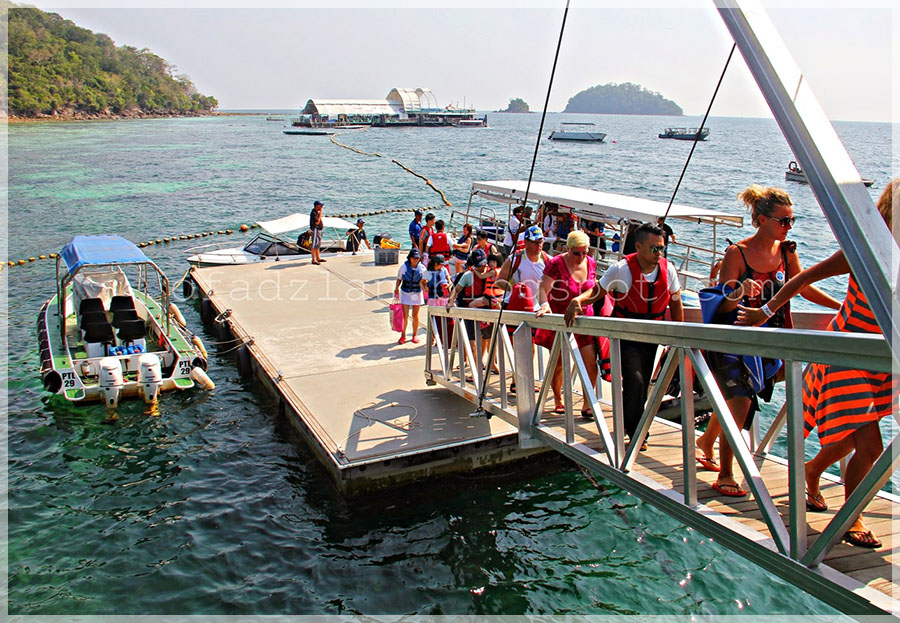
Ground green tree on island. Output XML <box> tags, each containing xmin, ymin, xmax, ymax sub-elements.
<box><xmin>6</xmin><ymin>4</ymin><xmax>218</xmax><ymax>117</ymax></box>
<box><xmin>563</xmin><ymin>82</ymin><xmax>682</xmax><ymax>116</ymax></box>
<box><xmin>501</xmin><ymin>98</ymin><xmax>530</xmax><ymax>113</ymax></box>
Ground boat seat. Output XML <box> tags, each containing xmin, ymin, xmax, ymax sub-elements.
<box><xmin>79</xmin><ymin>297</ymin><xmax>106</xmax><ymax>315</ymax></box>
<box><xmin>112</xmin><ymin>308</ymin><xmax>140</xmax><ymax>328</ymax></box>
<box><xmin>82</xmin><ymin>319</ymin><xmax>115</xmax><ymax>346</ymax></box>
<box><xmin>110</xmin><ymin>295</ymin><xmax>137</xmax><ymax>313</ymax></box>
<box><xmin>80</xmin><ymin>310</ymin><xmax>110</xmax><ymax>330</ymax></box>
<box><xmin>117</xmin><ymin>319</ymin><xmax>147</xmax><ymax>342</ymax></box>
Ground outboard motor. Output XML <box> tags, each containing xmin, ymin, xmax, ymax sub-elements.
<box><xmin>98</xmin><ymin>357</ymin><xmax>124</xmax><ymax>409</ymax></box>
<box><xmin>137</xmin><ymin>354</ymin><xmax>163</xmax><ymax>404</ymax></box>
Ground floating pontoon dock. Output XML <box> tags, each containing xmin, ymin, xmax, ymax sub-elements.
<box><xmin>188</xmin><ymin>253</ymin><xmax>543</xmax><ymax>496</ymax></box>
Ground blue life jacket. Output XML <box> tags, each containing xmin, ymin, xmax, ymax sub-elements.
<box><xmin>400</xmin><ymin>262</ymin><xmax>423</xmax><ymax>293</ymax></box>
<box><xmin>427</xmin><ymin>270</ymin><xmax>449</xmax><ymax>299</ymax></box>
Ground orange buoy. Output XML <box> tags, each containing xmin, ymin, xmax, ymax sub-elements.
<box><xmin>240</xmin><ymin>224</ymin><xmax>249</xmax><ymax>232</ymax></box>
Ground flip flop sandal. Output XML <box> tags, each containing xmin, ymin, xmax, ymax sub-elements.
<box><xmin>843</xmin><ymin>530</ymin><xmax>881</xmax><ymax>549</ymax></box>
<box><xmin>806</xmin><ymin>492</ymin><xmax>828</xmax><ymax>512</ymax></box>
<box><xmin>580</xmin><ymin>409</ymin><xmax>594</xmax><ymax>420</ymax></box>
<box><xmin>552</xmin><ymin>405</ymin><xmax>566</xmax><ymax>415</ymax></box>
<box><xmin>712</xmin><ymin>482</ymin><xmax>748</xmax><ymax>497</ymax></box>
<box><xmin>696</xmin><ymin>455</ymin><xmax>720</xmax><ymax>472</ymax></box>
<box><xmin>508</xmin><ymin>383</ymin><xmax>516</xmax><ymax>394</ymax></box>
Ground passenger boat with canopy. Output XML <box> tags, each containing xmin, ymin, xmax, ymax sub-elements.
<box><xmin>450</xmin><ymin>179</ymin><xmax>744</xmax><ymax>297</ymax></box>
<box><xmin>37</xmin><ymin>235</ymin><xmax>212</xmax><ymax>409</ymax></box>
<box><xmin>185</xmin><ymin>213</ymin><xmax>358</xmax><ymax>267</ymax></box>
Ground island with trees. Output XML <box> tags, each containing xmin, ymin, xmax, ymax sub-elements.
<box><xmin>6</xmin><ymin>4</ymin><xmax>218</xmax><ymax>120</ymax></box>
<box><xmin>499</xmin><ymin>98</ymin><xmax>530</xmax><ymax>113</ymax></box>
<box><xmin>563</xmin><ymin>82</ymin><xmax>682</xmax><ymax>116</ymax></box>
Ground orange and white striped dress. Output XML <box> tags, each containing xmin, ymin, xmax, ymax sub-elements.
<box><xmin>802</xmin><ymin>274</ymin><xmax>898</xmax><ymax>446</ymax></box>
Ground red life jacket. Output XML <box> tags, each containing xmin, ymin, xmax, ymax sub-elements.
<box><xmin>611</xmin><ymin>253</ymin><xmax>671</xmax><ymax>320</ymax></box>
<box><xmin>429</xmin><ymin>231</ymin><xmax>451</xmax><ymax>255</ymax></box>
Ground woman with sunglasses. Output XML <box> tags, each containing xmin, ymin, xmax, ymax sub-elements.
<box><xmin>735</xmin><ymin>178</ymin><xmax>897</xmax><ymax>548</ymax></box>
<box><xmin>697</xmin><ymin>185</ymin><xmax>840</xmax><ymax>497</ymax></box>
<box><xmin>535</xmin><ymin>231</ymin><xmax>600</xmax><ymax>417</ymax></box>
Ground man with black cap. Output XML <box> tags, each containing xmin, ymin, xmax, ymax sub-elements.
<box><xmin>409</xmin><ymin>209</ymin><xmax>424</xmax><ymax>249</ymax></box>
<box><xmin>309</xmin><ymin>200</ymin><xmax>325</xmax><ymax>265</ymax></box>
<box><xmin>346</xmin><ymin>218</ymin><xmax>371</xmax><ymax>255</ymax></box>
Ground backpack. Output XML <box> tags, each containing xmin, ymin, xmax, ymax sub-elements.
<box><xmin>297</xmin><ymin>230</ymin><xmax>312</xmax><ymax>249</ymax></box>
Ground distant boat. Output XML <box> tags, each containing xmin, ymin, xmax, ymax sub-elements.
<box><xmin>658</xmin><ymin>127</ymin><xmax>709</xmax><ymax>141</ymax></box>
<box><xmin>547</xmin><ymin>122</ymin><xmax>606</xmax><ymax>142</ymax></box>
<box><xmin>266</xmin><ymin>116</ymin><xmax>284</xmax><ymax>121</ymax></box>
<box><xmin>785</xmin><ymin>160</ymin><xmax>874</xmax><ymax>187</ymax></box>
<box><xmin>454</xmin><ymin>117</ymin><xmax>487</xmax><ymax>128</ymax></box>
<box><xmin>283</xmin><ymin>128</ymin><xmax>335</xmax><ymax>136</ymax></box>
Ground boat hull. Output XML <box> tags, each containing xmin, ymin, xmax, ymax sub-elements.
<box><xmin>548</xmin><ymin>131</ymin><xmax>606</xmax><ymax>142</ymax></box>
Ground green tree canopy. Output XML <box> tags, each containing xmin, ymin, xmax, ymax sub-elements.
<box><xmin>563</xmin><ymin>82</ymin><xmax>682</xmax><ymax>116</ymax></box>
<box><xmin>501</xmin><ymin>98</ymin><xmax>530</xmax><ymax>113</ymax></box>
<box><xmin>8</xmin><ymin>4</ymin><xmax>218</xmax><ymax>117</ymax></box>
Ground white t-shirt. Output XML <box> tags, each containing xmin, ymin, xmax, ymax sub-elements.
<box><xmin>598</xmin><ymin>258</ymin><xmax>681</xmax><ymax>295</ymax></box>
<box><xmin>503</xmin><ymin>214</ymin><xmax>521</xmax><ymax>246</ymax></box>
<box><xmin>542</xmin><ymin>214</ymin><xmax>557</xmax><ymax>244</ymax></box>
<box><xmin>502</xmin><ymin>251</ymin><xmax>546</xmax><ymax>310</ymax></box>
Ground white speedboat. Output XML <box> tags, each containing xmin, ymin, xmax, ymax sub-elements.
<box><xmin>185</xmin><ymin>213</ymin><xmax>357</xmax><ymax>267</ymax></box>
<box><xmin>785</xmin><ymin>160</ymin><xmax>874</xmax><ymax>187</ymax></box>
<box><xmin>37</xmin><ymin>235</ymin><xmax>212</xmax><ymax>409</ymax></box>
<box><xmin>547</xmin><ymin>122</ymin><xmax>606</xmax><ymax>142</ymax></box>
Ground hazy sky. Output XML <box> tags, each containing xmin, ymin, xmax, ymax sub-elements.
<box><xmin>22</xmin><ymin>1</ymin><xmax>897</xmax><ymax>122</ymax></box>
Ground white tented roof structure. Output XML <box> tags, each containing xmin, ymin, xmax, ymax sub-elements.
<box><xmin>300</xmin><ymin>99</ymin><xmax>400</xmax><ymax>117</ymax></box>
<box><xmin>301</xmin><ymin>88</ymin><xmax>437</xmax><ymax>117</ymax></box>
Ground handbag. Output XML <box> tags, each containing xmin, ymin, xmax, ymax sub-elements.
<box><xmin>389</xmin><ymin>299</ymin><xmax>404</xmax><ymax>333</ymax></box>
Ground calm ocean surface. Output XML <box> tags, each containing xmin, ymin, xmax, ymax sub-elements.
<box><xmin>6</xmin><ymin>112</ymin><xmax>897</xmax><ymax>615</ymax></box>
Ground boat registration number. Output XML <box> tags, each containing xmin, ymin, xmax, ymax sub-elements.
<box><xmin>61</xmin><ymin>370</ymin><xmax>78</xmax><ymax>389</ymax></box>
<box><xmin>177</xmin><ymin>359</ymin><xmax>192</xmax><ymax>377</ymax></box>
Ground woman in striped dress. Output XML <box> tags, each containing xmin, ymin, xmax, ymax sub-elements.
<box><xmin>738</xmin><ymin>178</ymin><xmax>898</xmax><ymax>548</ymax></box>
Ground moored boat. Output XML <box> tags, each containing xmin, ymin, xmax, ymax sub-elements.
<box><xmin>785</xmin><ymin>160</ymin><xmax>874</xmax><ymax>187</ymax></box>
<box><xmin>658</xmin><ymin>127</ymin><xmax>709</xmax><ymax>140</ymax></box>
<box><xmin>547</xmin><ymin>122</ymin><xmax>606</xmax><ymax>142</ymax></box>
<box><xmin>185</xmin><ymin>213</ymin><xmax>358</xmax><ymax>267</ymax></box>
<box><xmin>454</xmin><ymin>117</ymin><xmax>487</xmax><ymax>127</ymax></box>
<box><xmin>38</xmin><ymin>235</ymin><xmax>211</xmax><ymax>409</ymax></box>
<box><xmin>284</xmin><ymin>128</ymin><xmax>335</xmax><ymax>136</ymax></box>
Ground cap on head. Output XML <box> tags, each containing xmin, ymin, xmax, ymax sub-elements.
<box><xmin>468</xmin><ymin>248</ymin><xmax>488</xmax><ymax>267</ymax></box>
<box><xmin>523</xmin><ymin>225</ymin><xmax>544</xmax><ymax>241</ymax></box>
<box><xmin>407</xmin><ymin>248</ymin><xmax>422</xmax><ymax>260</ymax></box>
<box><xmin>432</xmin><ymin>254</ymin><xmax>445</xmax><ymax>265</ymax></box>
<box><xmin>357</xmin><ymin>218</ymin><xmax>365</xmax><ymax>225</ymax></box>
<box><xmin>414</xmin><ymin>209</ymin><xmax>424</xmax><ymax>216</ymax></box>
<box><xmin>314</xmin><ymin>200</ymin><xmax>323</xmax><ymax>207</ymax></box>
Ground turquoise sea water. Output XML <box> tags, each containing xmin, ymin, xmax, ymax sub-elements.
<box><xmin>6</xmin><ymin>112</ymin><xmax>897</xmax><ymax>615</ymax></box>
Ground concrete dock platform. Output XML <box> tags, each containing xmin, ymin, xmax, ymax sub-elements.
<box><xmin>189</xmin><ymin>252</ymin><xmax>539</xmax><ymax>495</ymax></box>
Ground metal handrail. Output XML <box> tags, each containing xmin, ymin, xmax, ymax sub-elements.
<box><xmin>426</xmin><ymin>304</ymin><xmax>896</xmax><ymax>570</ymax></box>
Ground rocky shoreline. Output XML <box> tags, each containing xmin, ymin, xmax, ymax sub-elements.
<box><xmin>5</xmin><ymin>109</ymin><xmax>242</xmax><ymax>123</ymax></box>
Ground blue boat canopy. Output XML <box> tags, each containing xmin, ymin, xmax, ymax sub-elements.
<box><xmin>60</xmin><ymin>235</ymin><xmax>151</xmax><ymax>273</ymax></box>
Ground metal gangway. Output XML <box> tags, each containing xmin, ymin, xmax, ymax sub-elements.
<box><xmin>424</xmin><ymin>305</ymin><xmax>897</xmax><ymax>614</ymax></box>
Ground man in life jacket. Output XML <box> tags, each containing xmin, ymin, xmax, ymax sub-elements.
<box><xmin>564</xmin><ymin>222</ymin><xmax>684</xmax><ymax>449</ymax></box>
<box><xmin>445</xmin><ymin>248</ymin><xmax>497</xmax><ymax>373</ymax></box>
<box><xmin>426</xmin><ymin>219</ymin><xmax>452</xmax><ymax>260</ymax></box>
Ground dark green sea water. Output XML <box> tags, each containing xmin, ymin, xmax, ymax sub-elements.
<box><xmin>6</xmin><ymin>112</ymin><xmax>896</xmax><ymax>615</ymax></box>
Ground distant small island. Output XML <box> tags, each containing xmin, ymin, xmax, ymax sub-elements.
<box><xmin>563</xmin><ymin>82</ymin><xmax>682</xmax><ymax>116</ymax></box>
<box><xmin>499</xmin><ymin>98</ymin><xmax>531</xmax><ymax>113</ymax></box>
<box><xmin>7</xmin><ymin>3</ymin><xmax>218</xmax><ymax>120</ymax></box>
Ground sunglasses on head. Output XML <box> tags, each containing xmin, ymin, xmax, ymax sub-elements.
<box><xmin>770</xmin><ymin>215</ymin><xmax>796</xmax><ymax>227</ymax></box>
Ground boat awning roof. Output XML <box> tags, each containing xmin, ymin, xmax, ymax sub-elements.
<box><xmin>257</xmin><ymin>213</ymin><xmax>356</xmax><ymax>234</ymax></box>
<box><xmin>471</xmin><ymin>180</ymin><xmax>744</xmax><ymax>227</ymax></box>
<box><xmin>60</xmin><ymin>235</ymin><xmax>151</xmax><ymax>273</ymax></box>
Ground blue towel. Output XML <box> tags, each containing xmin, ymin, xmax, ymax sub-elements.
<box><xmin>699</xmin><ymin>285</ymin><xmax>781</xmax><ymax>394</ymax></box>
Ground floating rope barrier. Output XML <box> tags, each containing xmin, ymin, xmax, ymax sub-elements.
<box><xmin>330</xmin><ymin>132</ymin><xmax>382</xmax><ymax>158</ymax></box>
<box><xmin>391</xmin><ymin>159</ymin><xmax>452</xmax><ymax>207</ymax></box>
<box><xmin>4</xmin><ymin>207</ymin><xmax>438</xmax><ymax>271</ymax></box>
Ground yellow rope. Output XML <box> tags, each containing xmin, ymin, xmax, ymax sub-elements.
<box><xmin>391</xmin><ymin>159</ymin><xmax>452</xmax><ymax>207</ymax></box>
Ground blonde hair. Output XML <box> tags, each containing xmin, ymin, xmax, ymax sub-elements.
<box><xmin>876</xmin><ymin>178</ymin><xmax>897</xmax><ymax>237</ymax></box>
<box><xmin>566</xmin><ymin>230</ymin><xmax>590</xmax><ymax>249</ymax></box>
<box><xmin>738</xmin><ymin>184</ymin><xmax>793</xmax><ymax>227</ymax></box>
